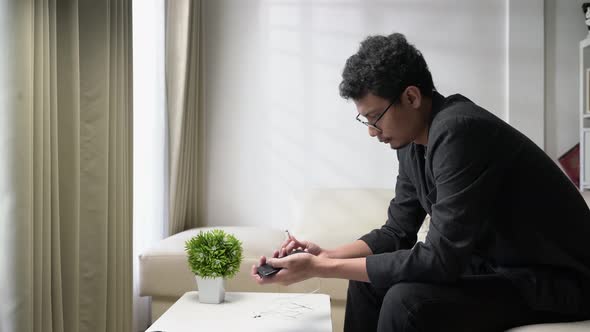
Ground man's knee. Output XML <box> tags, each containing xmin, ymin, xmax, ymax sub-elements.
<box><xmin>382</xmin><ymin>282</ymin><xmax>419</xmax><ymax>314</ymax></box>
<box><xmin>378</xmin><ymin>283</ymin><xmax>427</xmax><ymax>331</ymax></box>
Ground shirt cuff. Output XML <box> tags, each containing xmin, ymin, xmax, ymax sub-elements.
<box><xmin>366</xmin><ymin>253</ymin><xmax>396</xmax><ymax>288</ymax></box>
<box><xmin>359</xmin><ymin>234</ymin><xmax>378</xmax><ymax>255</ymax></box>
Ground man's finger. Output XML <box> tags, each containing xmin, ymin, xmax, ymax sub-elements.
<box><xmin>291</xmin><ymin>235</ymin><xmax>301</xmax><ymax>245</ymax></box>
<box><xmin>266</xmin><ymin>257</ymin><xmax>288</xmax><ymax>268</ymax></box>
<box><xmin>251</xmin><ymin>265</ymin><xmax>264</xmax><ymax>284</ymax></box>
<box><xmin>286</xmin><ymin>241</ymin><xmax>297</xmax><ymax>253</ymax></box>
<box><xmin>280</xmin><ymin>238</ymin><xmax>290</xmax><ymax>248</ymax></box>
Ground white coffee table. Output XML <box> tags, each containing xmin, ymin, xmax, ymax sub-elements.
<box><xmin>145</xmin><ymin>291</ymin><xmax>333</xmax><ymax>332</ymax></box>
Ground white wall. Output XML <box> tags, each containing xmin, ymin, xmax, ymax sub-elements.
<box><xmin>507</xmin><ymin>0</ymin><xmax>544</xmax><ymax>149</ymax></box>
<box><xmin>201</xmin><ymin>0</ymin><xmax>514</xmax><ymax>229</ymax></box>
<box><xmin>545</xmin><ymin>0</ymin><xmax>588</xmax><ymax>160</ymax></box>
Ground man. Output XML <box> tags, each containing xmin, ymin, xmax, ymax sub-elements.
<box><xmin>251</xmin><ymin>33</ymin><xmax>590</xmax><ymax>331</ymax></box>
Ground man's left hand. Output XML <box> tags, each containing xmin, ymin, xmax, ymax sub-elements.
<box><xmin>251</xmin><ymin>251</ymin><xmax>319</xmax><ymax>286</ymax></box>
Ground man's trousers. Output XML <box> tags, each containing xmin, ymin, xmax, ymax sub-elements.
<box><xmin>344</xmin><ymin>277</ymin><xmax>587</xmax><ymax>332</ymax></box>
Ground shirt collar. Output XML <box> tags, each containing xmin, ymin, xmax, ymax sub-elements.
<box><xmin>429</xmin><ymin>90</ymin><xmax>446</xmax><ymax>127</ymax></box>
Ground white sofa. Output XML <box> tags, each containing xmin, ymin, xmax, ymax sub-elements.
<box><xmin>139</xmin><ymin>188</ymin><xmax>590</xmax><ymax>332</ymax></box>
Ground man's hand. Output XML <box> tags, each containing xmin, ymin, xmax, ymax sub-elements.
<box><xmin>250</xmin><ymin>234</ymin><xmax>372</xmax><ymax>286</ymax></box>
<box><xmin>279</xmin><ymin>234</ymin><xmax>327</xmax><ymax>258</ymax></box>
<box><xmin>250</xmin><ymin>252</ymin><xmax>319</xmax><ymax>286</ymax></box>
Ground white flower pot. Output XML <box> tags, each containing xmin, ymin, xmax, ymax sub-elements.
<box><xmin>195</xmin><ymin>276</ymin><xmax>225</xmax><ymax>304</ymax></box>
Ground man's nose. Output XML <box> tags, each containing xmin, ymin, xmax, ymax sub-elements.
<box><xmin>368</xmin><ymin>126</ymin><xmax>379</xmax><ymax>137</ymax></box>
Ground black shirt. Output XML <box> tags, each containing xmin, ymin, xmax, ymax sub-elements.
<box><xmin>360</xmin><ymin>92</ymin><xmax>590</xmax><ymax>315</ymax></box>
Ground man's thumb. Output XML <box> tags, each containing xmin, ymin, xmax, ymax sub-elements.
<box><xmin>266</xmin><ymin>257</ymin><xmax>287</xmax><ymax>268</ymax></box>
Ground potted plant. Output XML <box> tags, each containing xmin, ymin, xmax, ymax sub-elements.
<box><xmin>185</xmin><ymin>229</ymin><xmax>243</xmax><ymax>303</ymax></box>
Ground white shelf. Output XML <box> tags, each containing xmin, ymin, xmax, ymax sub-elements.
<box><xmin>580</xmin><ymin>39</ymin><xmax>590</xmax><ymax>191</ymax></box>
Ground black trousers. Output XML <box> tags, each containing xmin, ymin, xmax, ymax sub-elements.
<box><xmin>344</xmin><ymin>277</ymin><xmax>587</xmax><ymax>332</ymax></box>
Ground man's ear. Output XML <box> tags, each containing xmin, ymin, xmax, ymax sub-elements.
<box><xmin>403</xmin><ymin>86</ymin><xmax>422</xmax><ymax>109</ymax></box>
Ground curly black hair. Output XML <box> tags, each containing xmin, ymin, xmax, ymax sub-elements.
<box><xmin>339</xmin><ymin>33</ymin><xmax>435</xmax><ymax>102</ymax></box>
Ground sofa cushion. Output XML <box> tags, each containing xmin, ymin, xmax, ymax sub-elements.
<box><xmin>505</xmin><ymin>320</ymin><xmax>590</xmax><ymax>331</ymax></box>
<box><xmin>290</xmin><ymin>188</ymin><xmax>394</xmax><ymax>248</ymax></box>
<box><xmin>290</xmin><ymin>188</ymin><xmax>429</xmax><ymax>248</ymax></box>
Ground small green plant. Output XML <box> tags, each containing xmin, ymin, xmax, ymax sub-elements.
<box><xmin>185</xmin><ymin>229</ymin><xmax>243</xmax><ymax>279</ymax></box>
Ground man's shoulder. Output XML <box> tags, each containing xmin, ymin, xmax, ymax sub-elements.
<box><xmin>429</xmin><ymin>94</ymin><xmax>502</xmax><ymax>141</ymax></box>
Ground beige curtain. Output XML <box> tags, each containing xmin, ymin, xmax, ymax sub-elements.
<box><xmin>0</xmin><ymin>0</ymin><xmax>133</xmax><ymax>331</ymax></box>
<box><xmin>166</xmin><ymin>0</ymin><xmax>204</xmax><ymax>235</ymax></box>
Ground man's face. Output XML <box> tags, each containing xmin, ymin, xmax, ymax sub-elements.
<box><xmin>354</xmin><ymin>90</ymin><xmax>425</xmax><ymax>150</ymax></box>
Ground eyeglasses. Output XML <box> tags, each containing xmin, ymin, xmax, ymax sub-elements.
<box><xmin>355</xmin><ymin>100</ymin><xmax>394</xmax><ymax>133</ymax></box>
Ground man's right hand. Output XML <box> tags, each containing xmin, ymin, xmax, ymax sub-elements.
<box><xmin>278</xmin><ymin>234</ymin><xmax>327</xmax><ymax>258</ymax></box>
<box><xmin>275</xmin><ymin>234</ymin><xmax>373</xmax><ymax>260</ymax></box>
